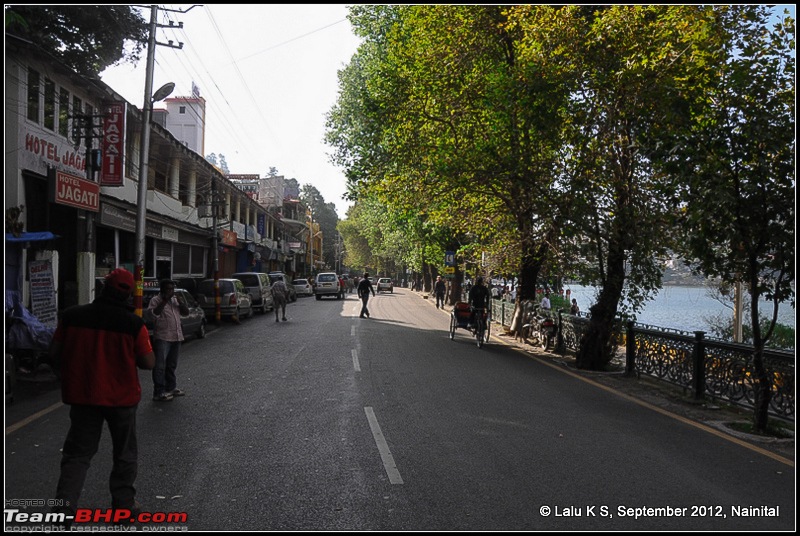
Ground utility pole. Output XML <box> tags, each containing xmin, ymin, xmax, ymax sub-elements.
<box><xmin>211</xmin><ymin>176</ymin><xmax>221</xmax><ymax>323</ymax></box>
<box><xmin>133</xmin><ymin>4</ymin><xmax>187</xmax><ymax>316</ymax></box>
<box><xmin>73</xmin><ymin>112</ymin><xmax>103</xmax><ymax>304</ymax></box>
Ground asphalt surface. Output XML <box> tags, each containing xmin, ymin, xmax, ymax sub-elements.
<box><xmin>4</xmin><ymin>289</ymin><xmax>796</xmax><ymax>531</ymax></box>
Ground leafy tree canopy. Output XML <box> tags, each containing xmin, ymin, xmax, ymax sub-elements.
<box><xmin>5</xmin><ymin>5</ymin><xmax>148</xmax><ymax>76</ymax></box>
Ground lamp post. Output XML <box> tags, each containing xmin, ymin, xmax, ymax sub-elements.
<box><xmin>133</xmin><ymin>6</ymin><xmax>174</xmax><ymax>317</ymax></box>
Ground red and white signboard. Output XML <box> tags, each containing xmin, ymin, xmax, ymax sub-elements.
<box><xmin>221</xmin><ymin>229</ymin><xmax>238</xmax><ymax>246</ymax></box>
<box><xmin>51</xmin><ymin>170</ymin><xmax>100</xmax><ymax>212</ymax></box>
<box><xmin>101</xmin><ymin>101</ymin><xmax>126</xmax><ymax>186</ymax></box>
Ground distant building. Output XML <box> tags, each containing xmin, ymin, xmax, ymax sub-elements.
<box><xmin>228</xmin><ymin>174</ymin><xmax>261</xmax><ymax>201</ymax></box>
<box><xmin>152</xmin><ymin>93</ymin><xmax>206</xmax><ymax>155</ymax></box>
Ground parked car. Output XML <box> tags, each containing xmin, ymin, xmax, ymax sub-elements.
<box><xmin>142</xmin><ymin>287</ymin><xmax>207</xmax><ymax>340</ymax></box>
<box><xmin>377</xmin><ymin>278</ymin><xmax>394</xmax><ymax>293</ymax></box>
<box><xmin>293</xmin><ymin>278</ymin><xmax>314</xmax><ymax>297</ymax></box>
<box><xmin>315</xmin><ymin>272</ymin><xmax>341</xmax><ymax>300</ymax></box>
<box><xmin>267</xmin><ymin>272</ymin><xmax>297</xmax><ymax>302</ymax></box>
<box><xmin>231</xmin><ymin>272</ymin><xmax>275</xmax><ymax>314</ymax></box>
<box><xmin>196</xmin><ymin>278</ymin><xmax>254</xmax><ymax>320</ymax></box>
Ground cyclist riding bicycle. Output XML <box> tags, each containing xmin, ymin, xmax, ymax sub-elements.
<box><xmin>468</xmin><ymin>276</ymin><xmax>491</xmax><ymax>329</ymax></box>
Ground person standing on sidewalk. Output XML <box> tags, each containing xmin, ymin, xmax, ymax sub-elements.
<box><xmin>49</xmin><ymin>268</ymin><xmax>155</xmax><ymax>519</ymax></box>
<box><xmin>148</xmin><ymin>279</ymin><xmax>189</xmax><ymax>402</ymax></box>
<box><xmin>357</xmin><ymin>272</ymin><xmax>376</xmax><ymax>318</ymax></box>
<box><xmin>434</xmin><ymin>275</ymin><xmax>446</xmax><ymax>309</ymax></box>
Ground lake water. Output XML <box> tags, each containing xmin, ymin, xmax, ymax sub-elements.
<box><xmin>564</xmin><ymin>284</ymin><xmax>796</xmax><ymax>334</ymax></box>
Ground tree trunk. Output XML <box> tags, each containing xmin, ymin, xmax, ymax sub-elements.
<box><xmin>576</xmin><ymin>243</ymin><xmax>626</xmax><ymax>370</ymax></box>
<box><xmin>449</xmin><ymin>265</ymin><xmax>463</xmax><ymax>306</ymax></box>
<box><xmin>423</xmin><ymin>263</ymin><xmax>432</xmax><ymax>293</ymax></box>
<box><xmin>752</xmin><ymin>349</ymin><xmax>772</xmax><ymax>433</ymax></box>
<box><xmin>509</xmin><ymin>238</ymin><xmax>546</xmax><ymax>336</ymax></box>
<box><xmin>748</xmin><ymin>276</ymin><xmax>771</xmax><ymax>432</ymax></box>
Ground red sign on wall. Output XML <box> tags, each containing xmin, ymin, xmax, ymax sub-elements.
<box><xmin>221</xmin><ymin>229</ymin><xmax>238</xmax><ymax>246</ymax></box>
<box><xmin>101</xmin><ymin>101</ymin><xmax>126</xmax><ymax>186</ymax></box>
<box><xmin>52</xmin><ymin>170</ymin><xmax>100</xmax><ymax>212</ymax></box>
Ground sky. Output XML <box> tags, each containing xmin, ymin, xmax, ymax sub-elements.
<box><xmin>100</xmin><ymin>4</ymin><xmax>362</xmax><ymax>218</ymax></box>
<box><xmin>100</xmin><ymin>5</ymin><xmax>795</xmax><ymax>221</ymax></box>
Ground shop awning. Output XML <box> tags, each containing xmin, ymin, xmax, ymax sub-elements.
<box><xmin>5</xmin><ymin>231</ymin><xmax>59</xmax><ymax>243</ymax></box>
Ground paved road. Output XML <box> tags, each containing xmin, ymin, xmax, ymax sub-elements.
<box><xmin>4</xmin><ymin>289</ymin><xmax>795</xmax><ymax>530</ymax></box>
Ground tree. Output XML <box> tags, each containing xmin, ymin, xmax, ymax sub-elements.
<box><xmin>660</xmin><ymin>6</ymin><xmax>795</xmax><ymax>431</ymax></box>
<box><xmin>533</xmin><ymin>6</ymin><xmax>721</xmax><ymax>370</ymax></box>
<box><xmin>218</xmin><ymin>154</ymin><xmax>230</xmax><ymax>175</ymax></box>
<box><xmin>300</xmin><ymin>184</ymin><xmax>339</xmax><ymax>271</ymax></box>
<box><xmin>328</xmin><ymin>5</ymin><xmax>570</xmax><ymax>320</ymax></box>
<box><xmin>5</xmin><ymin>5</ymin><xmax>148</xmax><ymax>76</ymax></box>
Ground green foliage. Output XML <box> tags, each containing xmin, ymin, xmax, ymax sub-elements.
<box><xmin>327</xmin><ymin>5</ymin><xmax>795</xmax><ymax>375</ymax></box>
<box><xmin>659</xmin><ymin>5</ymin><xmax>795</xmax><ymax>355</ymax></box>
<box><xmin>5</xmin><ymin>5</ymin><xmax>148</xmax><ymax>76</ymax></box>
<box><xmin>300</xmin><ymin>184</ymin><xmax>340</xmax><ymax>270</ymax></box>
<box><xmin>706</xmin><ymin>314</ymin><xmax>796</xmax><ymax>351</ymax></box>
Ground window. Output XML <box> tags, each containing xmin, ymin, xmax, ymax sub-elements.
<box><xmin>58</xmin><ymin>88</ymin><xmax>70</xmax><ymax>137</ymax></box>
<box><xmin>190</xmin><ymin>246</ymin><xmax>205</xmax><ymax>274</ymax></box>
<box><xmin>44</xmin><ymin>78</ymin><xmax>56</xmax><ymax>130</ymax></box>
<box><xmin>173</xmin><ymin>243</ymin><xmax>190</xmax><ymax>274</ymax></box>
<box><xmin>72</xmin><ymin>95</ymin><xmax>83</xmax><ymax>118</ymax></box>
<box><xmin>27</xmin><ymin>68</ymin><xmax>40</xmax><ymax>122</ymax></box>
<box><xmin>153</xmin><ymin>170</ymin><xmax>167</xmax><ymax>193</ymax></box>
<box><xmin>179</xmin><ymin>106</ymin><xmax>186</xmax><ymax>114</ymax></box>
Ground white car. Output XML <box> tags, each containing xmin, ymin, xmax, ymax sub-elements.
<box><xmin>315</xmin><ymin>272</ymin><xmax>342</xmax><ymax>300</ymax></box>
<box><xmin>376</xmin><ymin>278</ymin><xmax>393</xmax><ymax>293</ymax></box>
<box><xmin>293</xmin><ymin>278</ymin><xmax>313</xmax><ymax>297</ymax></box>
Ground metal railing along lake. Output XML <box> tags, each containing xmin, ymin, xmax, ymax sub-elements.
<box><xmin>488</xmin><ymin>299</ymin><xmax>795</xmax><ymax>420</ymax></box>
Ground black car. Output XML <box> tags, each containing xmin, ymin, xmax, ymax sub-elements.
<box><xmin>142</xmin><ymin>287</ymin><xmax>207</xmax><ymax>340</ymax></box>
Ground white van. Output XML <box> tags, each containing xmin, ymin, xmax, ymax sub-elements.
<box><xmin>315</xmin><ymin>272</ymin><xmax>342</xmax><ymax>300</ymax></box>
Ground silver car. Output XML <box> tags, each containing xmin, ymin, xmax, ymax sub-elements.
<box><xmin>197</xmin><ymin>278</ymin><xmax>253</xmax><ymax>320</ymax></box>
<box><xmin>314</xmin><ymin>272</ymin><xmax>341</xmax><ymax>300</ymax></box>
<box><xmin>231</xmin><ymin>272</ymin><xmax>275</xmax><ymax>314</ymax></box>
<box><xmin>293</xmin><ymin>278</ymin><xmax>314</xmax><ymax>297</ymax></box>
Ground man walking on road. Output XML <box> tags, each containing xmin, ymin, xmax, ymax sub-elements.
<box><xmin>271</xmin><ymin>277</ymin><xmax>289</xmax><ymax>322</ymax></box>
<box><xmin>148</xmin><ymin>279</ymin><xmax>189</xmax><ymax>402</ymax></box>
<box><xmin>434</xmin><ymin>275</ymin><xmax>446</xmax><ymax>309</ymax></box>
<box><xmin>49</xmin><ymin>268</ymin><xmax>155</xmax><ymax>520</ymax></box>
<box><xmin>357</xmin><ymin>272</ymin><xmax>376</xmax><ymax>318</ymax></box>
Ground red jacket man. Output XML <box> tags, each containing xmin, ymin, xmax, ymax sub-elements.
<box><xmin>50</xmin><ymin>268</ymin><xmax>155</xmax><ymax>520</ymax></box>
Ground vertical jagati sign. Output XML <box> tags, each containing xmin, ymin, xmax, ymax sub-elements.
<box><xmin>101</xmin><ymin>101</ymin><xmax>126</xmax><ymax>186</ymax></box>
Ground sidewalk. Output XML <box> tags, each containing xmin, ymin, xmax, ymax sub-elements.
<box><xmin>419</xmin><ymin>290</ymin><xmax>795</xmax><ymax>462</ymax></box>
<box><xmin>5</xmin><ymin>323</ymin><xmax>224</xmax><ymax>430</ymax></box>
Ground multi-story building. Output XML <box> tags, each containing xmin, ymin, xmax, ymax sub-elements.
<box><xmin>5</xmin><ymin>34</ymin><xmax>293</xmax><ymax>315</ymax></box>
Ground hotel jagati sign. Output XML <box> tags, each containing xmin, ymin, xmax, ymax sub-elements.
<box><xmin>50</xmin><ymin>170</ymin><xmax>100</xmax><ymax>212</ymax></box>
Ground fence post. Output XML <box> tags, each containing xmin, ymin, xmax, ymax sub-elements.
<box><xmin>625</xmin><ymin>320</ymin><xmax>636</xmax><ymax>377</ymax></box>
<box><xmin>692</xmin><ymin>331</ymin><xmax>706</xmax><ymax>400</ymax></box>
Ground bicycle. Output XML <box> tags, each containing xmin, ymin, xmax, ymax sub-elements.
<box><xmin>472</xmin><ymin>306</ymin><xmax>490</xmax><ymax>348</ymax></box>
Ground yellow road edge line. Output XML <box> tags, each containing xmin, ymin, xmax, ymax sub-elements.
<box><xmin>6</xmin><ymin>401</ymin><xmax>64</xmax><ymax>436</ymax></box>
